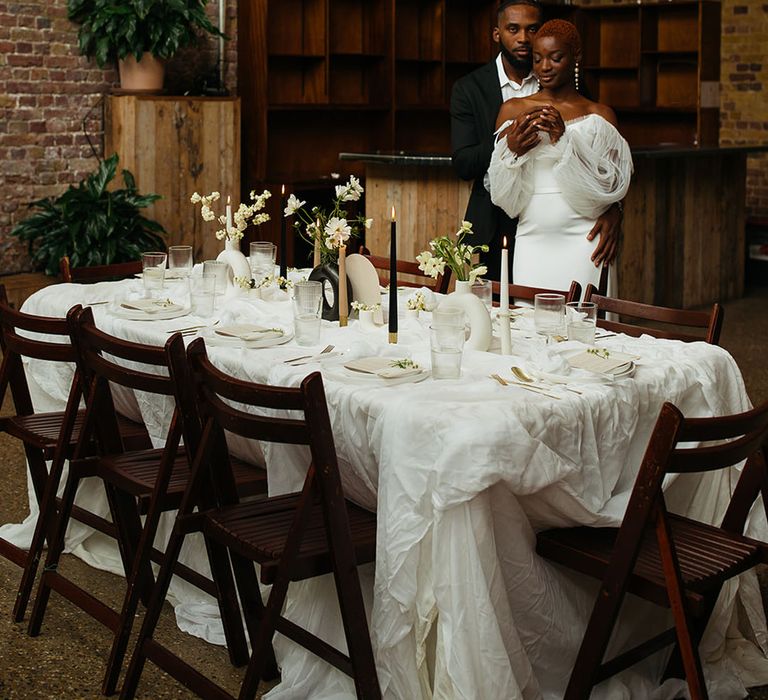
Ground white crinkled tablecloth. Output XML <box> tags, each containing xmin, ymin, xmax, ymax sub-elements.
<box><xmin>2</xmin><ymin>278</ymin><xmax>768</xmax><ymax>700</ymax></box>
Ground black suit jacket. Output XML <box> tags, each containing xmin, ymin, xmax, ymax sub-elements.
<box><xmin>450</xmin><ymin>60</ymin><xmax>517</xmax><ymax>253</ymax></box>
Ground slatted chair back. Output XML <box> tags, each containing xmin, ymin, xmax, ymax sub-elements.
<box><xmin>536</xmin><ymin>400</ymin><xmax>768</xmax><ymax>700</ymax></box>
<box><xmin>27</xmin><ymin>307</ymin><xmax>253</xmax><ymax>695</ymax></box>
<box><xmin>0</xmin><ymin>290</ymin><xmax>151</xmax><ymax>624</ymax></box>
<box><xmin>362</xmin><ymin>251</ymin><xmax>452</xmax><ymax>294</ymax></box>
<box><xmin>491</xmin><ymin>279</ymin><xmax>582</xmax><ymax>305</ymax></box>
<box><xmin>60</xmin><ymin>255</ymin><xmax>143</xmax><ymax>283</ymax></box>
<box><xmin>118</xmin><ymin>338</ymin><xmax>380</xmax><ymax>699</ymax></box>
<box><xmin>583</xmin><ymin>284</ymin><xmax>724</xmax><ymax>344</ymax></box>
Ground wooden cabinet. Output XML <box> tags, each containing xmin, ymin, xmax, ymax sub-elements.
<box><xmin>240</xmin><ymin>0</ymin><xmax>720</xmax><ymax>192</ymax></box>
<box><xmin>239</xmin><ymin>0</ymin><xmax>498</xmax><ymax>187</ymax></box>
<box><xmin>104</xmin><ymin>95</ymin><xmax>240</xmax><ymax>263</ymax></box>
<box><xmin>578</xmin><ymin>1</ymin><xmax>720</xmax><ymax>147</ymax></box>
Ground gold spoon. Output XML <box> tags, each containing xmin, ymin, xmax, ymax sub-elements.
<box><xmin>510</xmin><ymin>366</ymin><xmax>582</xmax><ymax>395</ymax></box>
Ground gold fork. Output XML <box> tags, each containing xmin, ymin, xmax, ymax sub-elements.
<box><xmin>511</xmin><ymin>366</ymin><xmax>582</xmax><ymax>395</ymax></box>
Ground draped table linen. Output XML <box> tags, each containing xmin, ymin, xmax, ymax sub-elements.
<box><xmin>2</xmin><ymin>278</ymin><xmax>768</xmax><ymax>699</ymax></box>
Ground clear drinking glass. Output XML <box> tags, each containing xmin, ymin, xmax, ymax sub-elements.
<box><xmin>470</xmin><ymin>278</ymin><xmax>492</xmax><ymax>311</ymax></box>
<box><xmin>292</xmin><ymin>280</ymin><xmax>323</xmax><ymax>346</ymax></box>
<box><xmin>430</xmin><ymin>324</ymin><xmax>465</xmax><ymax>379</ymax></box>
<box><xmin>534</xmin><ymin>293</ymin><xmax>566</xmax><ymax>343</ymax></box>
<box><xmin>250</xmin><ymin>241</ymin><xmax>276</xmax><ymax>283</ymax></box>
<box><xmin>566</xmin><ymin>301</ymin><xmax>597</xmax><ymax>344</ymax></box>
<box><xmin>202</xmin><ymin>260</ymin><xmax>229</xmax><ymax>295</ymax></box>
<box><xmin>168</xmin><ymin>245</ymin><xmax>193</xmax><ymax>279</ymax></box>
<box><xmin>189</xmin><ymin>272</ymin><xmax>216</xmax><ymax>317</ymax></box>
<box><xmin>141</xmin><ymin>251</ymin><xmax>167</xmax><ymax>294</ymax></box>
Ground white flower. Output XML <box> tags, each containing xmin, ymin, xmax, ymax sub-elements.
<box><xmin>364</xmin><ymin>218</ymin><xmax>373</xmax><ymax>229</ymax></box>
<box><xmin>284</xmin><ymin>193</ymin><xmax>305</xmax><ymax>217</ymax></box>
<box><xmin>457</xmin><ymin>220</ymin><xmax>473</xmax><ymax>236</ymax></box>
<box><xmin>468</xmin><ymin>265</ymin><xmax>487</xmax><ymax>283</ymax></box>
<box><xmin>335</xmin><ymin>175</ymin><xmax>364</xmax><ymax>202</ymax></box>
<box><xmin>324</xmin><ymin>217</ymin><xmax>351</xmax><ymax>248</ymax></box>
<box><xmin>190</xmin><ymin>192</ymin><xmax>201</xmax><ymax>203</ymax></box>
<box><xmin>201</xmin><ymin>205</ymin><xmax>216</xmax><ymax>222</ymax></box>
<box><xmin>416</xmin><ymin>251</ymin><xmax>445</xmax><ymax>279</ymax></box>
<box><xmin>407</xmin><ymin>291</ymin><xmax>427</xmax><ymax>311</ymax></box>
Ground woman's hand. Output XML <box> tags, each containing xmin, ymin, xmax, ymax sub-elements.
<box><xmin>533</xmin><ymin>105</ymin><xmax>566</xmax><ymax>143</ymax></box>
<box><xmin>502</xmin><ymin>107</ymin><xmax>546</xmax><ymax>157</ymax></box>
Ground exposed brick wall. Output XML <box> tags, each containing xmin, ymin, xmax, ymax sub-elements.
<box><xmin>720</xmin><ymin>0</ymin><xmax>768</xmax><ymax>219</ymax></box>
<box><xmin>0</xmin><ymin>0</ymin><xmax>237</xmax><ymax>274</ymax></box>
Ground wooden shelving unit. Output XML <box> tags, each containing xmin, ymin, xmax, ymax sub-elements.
<box><xmin>578</xmin><ymin>0</ymin><xmax>720</xmax><ymax>147</ymax></box>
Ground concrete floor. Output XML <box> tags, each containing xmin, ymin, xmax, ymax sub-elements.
<box><xmin>0</xmin><ymin>286</ymin><xmax>766</xmax><ymax>698</ymax></box>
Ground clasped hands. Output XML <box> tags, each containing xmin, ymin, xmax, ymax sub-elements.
<box><xmin>503</xmin><ymin>105</ymin><xmax>565</xmax><ymax>157</ymax></box>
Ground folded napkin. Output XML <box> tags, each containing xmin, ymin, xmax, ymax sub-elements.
<box><xmin>215</xmin><ymin>324</ymin><xmax>285</xmax><ymax>341</ymax></box>
<box><xmin>120</xmin><ymin>299</ymin><xmax>182</xmax><ymax>314</ymax></box>
<box><xmin>567</xmin><ymin>349</ymin><xmax>637</xmax><ymax>376</ymax></box>
<box><xmin>344</xmin><ymin>357</ymin><xmax>422</xmax><ymax>379</ymax></box>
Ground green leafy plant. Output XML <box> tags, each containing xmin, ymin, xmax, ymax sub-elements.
<box><xmin>67</xmin><ymin>0</ymin><xmax>224</xmax><ymax>68</ymax></box>
<box><xmin>11</xmin><ymin>154</ymin><xmax>167</xmax><ymax>276</ymax></box>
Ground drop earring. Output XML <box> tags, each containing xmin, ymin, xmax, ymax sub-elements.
<box><xmin>574</xmin><ymin>61</ymin><xmax>580</xmax><ymax>91</ymax></box>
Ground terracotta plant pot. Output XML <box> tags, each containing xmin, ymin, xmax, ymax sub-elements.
<box><xmin>117</xmin><ymin>53</ymin><xmax>165</xmax><ymax>93</ymax></box>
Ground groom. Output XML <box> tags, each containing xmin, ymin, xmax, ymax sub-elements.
<box><xmin>450</xmin><ymin>0</ymin><xmax>621</xmax><ymax>282</ymax></box>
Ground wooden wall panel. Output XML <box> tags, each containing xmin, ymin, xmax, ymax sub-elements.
<box><xmin>105</xmin><ymin>95</ymin><xmax>240</xmax><ymax>264</ymax></box>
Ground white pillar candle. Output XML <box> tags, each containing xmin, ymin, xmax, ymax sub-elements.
<box><xmin>500</xmin><ymin>236</ymin><xmax>509</xmax><ymax>313</ymax></box>
<box><xmin>225</xmin><ymin>195</ymin><xmax>233</xmax><ymax>237</ymax></box>
<box><xmin>338</xmin><ymin>244</ymin><xmax>348</xmax><ymax>327</ymax></box>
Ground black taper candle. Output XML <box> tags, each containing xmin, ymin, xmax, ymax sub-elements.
<box><xmin>279</xmin><ymin>184</ymin><xmax>287</xmax><ymax>278</ymax></box>
<box><xmin>389</xmin><ymin>206</ymin><xmax>397</xmax><ymax>343</ymax></box>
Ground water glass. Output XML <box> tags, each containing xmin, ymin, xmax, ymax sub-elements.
<box><xmin>470</xmin><ymin>278</ymin><xmax>492</xmax><ymax>310</ymax></box>
<box><xmin>141</xmin><ymin>251</ymin><xmax>167</xmax><ymax>294</ymax></box>
<box><xmin>190</xmin><ymin>272</ymin><xmax>217</xmax><ymax>317</ymax></box>
<box><xmin>566</xmin><ymin>301</ymin><xmax>597</xmax><ymax>344</ymax></box>
<box><xmin>168</xmin><ymin>245</ymin><xmax>193</xmax><ymax>278</ymax></box>
<box><xmin>203</xmin><ymin>260</ymin><xmax>229</xmax><ymax>295</ymax></box>
<box><xmin>430</xmin><ymin>323</ymin><xmax>465</xmax><ymax>379</ymax></box>
<box><xmin>534</xmin><ymin>293</ymin><xmax>566</xmax><ymax>343</ymax></box>
<box><xmin>250</xmin><ymin>241</ymin><xmax>276</xmax><ymax>283</ymax></box>
<box><xmin>293</xmin><ymin>280</ymin><xmax>323</xmax><ymax>346</ymax></box>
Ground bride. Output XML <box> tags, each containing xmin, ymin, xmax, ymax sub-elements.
<box><xmin>488</xmin><ymin>19</ymin><xmax>632</xmax><ymax>294</ymax></box>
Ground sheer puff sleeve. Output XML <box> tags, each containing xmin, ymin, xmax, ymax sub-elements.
<box><xmin>553</xmin><ymin>115</ymin><xmax>633</xmax><ymax>219</ymax></box>
<box><xmin>488</xmin><ymin>120</ymin><xmax>536</xmax><ymax>220</ymax></box>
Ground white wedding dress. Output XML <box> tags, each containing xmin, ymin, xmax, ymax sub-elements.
<box><xmin>488</xmin><ymin>113</ymin><xmax>633</xmax><ymax>293</ymax></box>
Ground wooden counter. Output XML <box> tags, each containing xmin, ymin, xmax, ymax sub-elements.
<box><xmin>342</xmin><ymin>146</ymin><xmax>767</xmax><ymax>308</ymax></box>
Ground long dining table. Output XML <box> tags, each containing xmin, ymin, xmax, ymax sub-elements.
<box><xmin>3</xmin><ymin>274</ymin><xmax>768</xmax><ymax>700</ymax></box>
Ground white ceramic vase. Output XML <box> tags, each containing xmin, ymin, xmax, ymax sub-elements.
<box><xmin>216</xmin><ymin>238</ymin><xmax>252</xmax><ymax>292</ymax></box>
<box><xmin>437</xmin><ymin>279</ymin><xmax>492</xmax><ymax>351</ymax></box>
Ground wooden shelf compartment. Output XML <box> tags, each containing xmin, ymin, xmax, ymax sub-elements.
<box><xmin>267</xmin><ymin>55</ymin><xmax>327</xmax><ymax>104</ymax></box>
<box><xmin>584</xmin><ymin>70</ymin><xmax>641</xmax><ymax>109</ymax></box>
<box><xmin>444</xmin><ymin>0</ymin><xmax>496</xmax><ymax>65</ymax></box>
<box><xmin>268</xmin><ymin>0</ymin><xmax>327</xmax><ymax>57</ymax></box>
<box><xmin>329</xmin><ymin>54</ymin><xmax>390</xmax><ymax>104</ymax></box>
<box><xmin>617</xmin><ymin>111</ymin><xmax>698</xmax><ymax>148</ymax></box>
<box><xmin>656</xmin><ymin>59</ymin><xmax>698</xmax><ymax>108</ymax></box>
<box><xmin>581</xmin><ymin>6</ymin><xmax>640</xmax><ymax>69</ymax></box>
<box><xmin>329</xmin><ymin>0</ymin><xmax>389</xmax><ymax>56</ymax></box>
<box><xmin>641</xmin><ymin>3</ymin><xmax>700</xmax><ymax>54</ymax></box>
<box><xmin>395</xmin><ymin>0</ymin><xmax>443</xmax><ymax>62</ymax></box>
<box><xmin>266</xmin><ymin>110</ymin><xmax>391</xmax><ymax>182</ymax></box>
<box><xmin>394</xmin><ymin>110</ymin><xmax>450</xmax><ymax>153</ymax></box>
<box><xmin>395</xmin><ymin>60</ymin><xmax>444</xmax><ymax>106</ymax></box>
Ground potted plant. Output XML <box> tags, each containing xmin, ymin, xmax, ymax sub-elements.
<box><xmin>67</xmin><ymin>0</ymin><xmax>224</xmax><ymax>91</ymax></box>
<box><xmin>11</xmin><ymin>154</ymin><xmax>167</xmax><ymax>277</ymax></box>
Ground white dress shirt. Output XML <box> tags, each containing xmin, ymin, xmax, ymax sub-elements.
<box><xmin>495</xmin><ymin>53</ymin><xmax>538</xmax><ymax>101</ymax></box>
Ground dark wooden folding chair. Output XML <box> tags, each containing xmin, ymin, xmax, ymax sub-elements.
<box><xmin>27</xmin><ymin>307</ymin><xmax>268</xmax><ymax>695</ymax></box>
<box><xmin>583</xmin><ymin>284</ymin><xmax>724</xmax><ymax>344</ymax></box>
<box><xmin>536</xmin><ymin>400</ymin><xmax>768</xmax><ymax>699</ymax></box>
<box><xmin>361</xmin><ymin>247</ymin><xmax>452</xmax><ymax>294</ymax></box>
<box><xmin>119</xmin><ymin>339</ymin><xmax>380</xmax><ymax>700</ymax></box>
<box><xmin>0</xmin><ymin>285</ymin><xmax>150</xmax><ymax>623</ymax></box>
<box><xmin>60</xmin><ymin>255</ymin><xmax>143</xmax><ymax>283</ymax></box>
<box><xmin>491</xmin><ymin>279</ymin><xmax>582</xmax><ymax>305</ymax></box>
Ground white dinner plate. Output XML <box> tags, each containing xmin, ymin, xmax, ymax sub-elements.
<box><xmin>202</xmin><ymin>325</ymin><xmax>293</xmax><ymax>349</ymax></box>
<box><xmin>109</xmin><ymin>302</ymin><xmax>190</xmax><ymax>321</ymax></box>
<box><xmin>323</xmin><ymin>360</ymin><xmax>430</xmax><ymax>386</ymax></box>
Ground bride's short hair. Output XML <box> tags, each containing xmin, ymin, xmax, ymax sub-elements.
<box><xmin>534</xmin><ymin>19</ymin><xmax>582</xmax><ymax>56</ymax></box>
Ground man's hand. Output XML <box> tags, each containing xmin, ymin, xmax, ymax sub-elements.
<box><xmin>533</xmin><ymin>105</ymin><xmax>566</xmax><ymax>144</ymax></box>
<box><xmin>587</xmin><ymin>202</ymin><xmax>622</xmax><ymax>266</ymax></box>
